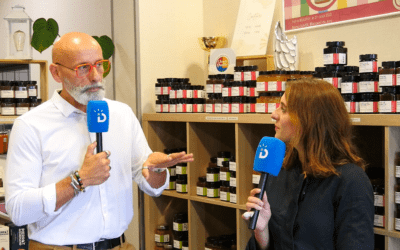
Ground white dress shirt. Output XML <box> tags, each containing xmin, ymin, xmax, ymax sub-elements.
<box><xmin>5</xmin><ymin>90</ymin><xmax>169</xmax><ymax>245</ymax></box>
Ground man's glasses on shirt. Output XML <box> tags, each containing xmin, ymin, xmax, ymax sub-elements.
<box><xmin>55</xmin><ymin>59</ymin><xmax>111</xmax><ymax>78</ymax></box>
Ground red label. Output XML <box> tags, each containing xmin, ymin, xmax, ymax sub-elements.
<box><xmin>332</xmin><ymin>78</ymin><xmax>339</xmax><ymax>88</ymax></box>
<box><xmin>251</xmin><ymin>72</ymin><xmax>257</xmax><ymax>80</ymax></box>
<box><xmin>333</xmin><ymin>53</ymin><xmax>339</xmax><ymax>64</ymax></box>
<box><xmin>372</xmin><ymin>61</ymin><xmax>378</xmax><ymax>72</ymax></box>
<box><xmin>183</xmin><ymin>90</ymin><xmax>187</xmax><ymax>98</ymax></box>
<box><xmin>239</xmin><ymin>87</ymin><xmax>245</xmax><ymax>96</ymax></box>
<box><xmin>250</xmin><ymin>103</ymin><xmax>256</xmax><ymax>113</ymax></box>
<box><xmin>392</xmin><ymin>101</ymin><xmax>397</xmax><ymax>113</ymax></box>
<box><xmin>193</xmin><ymin>90</ymin><xmax>198</xmax><ymax>98</ymax></box>
<box><xmin>239</xmin><ymin>103</ymin><xmax>244</xmax><ymax>113</ymax></box>
<box><xmin>393</xmin><ymin>75</ymin><xmax>397</xmax><ymax>86</ymax></box>
<box><xmin>350</xmin><ymin>102</ymin><xmax>356</xmax><ymax>113</ymax></box>
<box><xmin>183</xmin><ymin>104</ymin><xmax>187</xmax><ymax>113</ymax></box>
<box><xmin>249</xmin><ymin>88</ymin><xmax>255</xmax><ymax>97</ymax></box>
<box><xmin>277</xmin><ymin>81</ymin><xmax>283</xmax><ymax>91</ymax></box>
<box><xmin>167</xmin><ymin>86</ymin><xmax>171</xmax><ymax>95</ymax></box>
<box><xmin>374</xmin><ymin>81</ymin><xmax>378</xmax><ymax>92</ymax></box>
<box><xmin>373</xmin><ymin>102</ymin><xmax>378</xmax><ymax>113</ymax></box>
<box><xmin>352</xmin><ymin>82</ymin><xmax>358</xmax><ymax>93</ymax></box>
<box><xmin>241</xmin><ymin>72</ymin><xmax>244</xmax><ymax>81</ymax></box>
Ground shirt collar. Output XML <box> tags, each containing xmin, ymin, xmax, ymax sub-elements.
<box><xmin>51</xmin><ymin>89</ymin><xmax>86</xmax><ymax>117</ymax></box>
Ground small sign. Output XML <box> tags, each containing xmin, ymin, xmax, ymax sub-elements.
<box><xmin>209</xmin><ymin>48</ymin><xmax>236</xmax><ymax>75</ymax></box>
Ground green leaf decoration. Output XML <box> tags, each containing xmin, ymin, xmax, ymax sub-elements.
<box><xmin>31</xmin><ymin>18</ymin><xmax>59</xmax><ymax>53</ymax></box>
<box><xmin>93</xmin><ymin>35</ymin><xmax>115</xmax><ymax>59</ymax></box>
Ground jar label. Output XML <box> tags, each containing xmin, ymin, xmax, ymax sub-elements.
<box><xmin>360</xmin><ymin>102</ymin><xmax>378</xmax><ymax>113</ymax></box>
<box><xmin>396</xmin><ymin>166</ymin><xmax>400</xmax><ymax>178</ymax></box>
<box><xmin>193</xmin><ymin>90</ymin><xmax>205</xmax><ymax>98</ymax></box>
<box><xmin>183</xmin><ymin>104</ymin><xmax>192</xmax><ymax>113</ymax></box>
<box><xmin>378</xmin><ymin>101</ymin><xmax>396</xmax><ymax>113</ymax></box>
<box><xmin>359</xmin><ymin>81</ymin><xmax>379</xmax><ymax>93</ymax></box>
<box><xmin>162</xmin><ymin>87</ymin><xmax>169</xmax><ymax>95</ymax></box>
<box><xmin>268</xmin><ymin>81</ymin><xmax>286</xmax><ymax>91</ymax></box>
<box><xmin>232</xmin><ymin>86</ymin><xmax>246</xmax><ymax>96</ymax></box>
<box><xmin>168</xmin><ymin>168</ymin><xmax>176</xmax><ymax>176</ymax></box>
<box><xmin>396</xmin><ymin>192</ymin><xmax>400</xmax><ymax>204</ymax></box>
<box><xmin>14</xmin><ymin>90</ymin><xmax>27</xmax><ymax>99</ymax></box>
<box><xmin>230</xmin><ymin>177</ymin><xmax>237</xmax><ymax>187</ymax></box>
<box><xmin>16</xmin><ymin>107</ymin><xmax>29</xmax><ymax>116</ymax></box>
<box><xmin>215</xmin><ymin>103</ymin><xmax>222</xmax><ymax>113</ymax></box>
<box><xmin>234</xmin><ymin>72</ymin><xmax>242</xmax><ymax>81</ymax></box>
<box><xmin>170</xmin><ymin>90</ymin><xmax>177</xmax><ymax>99</ymax></box>
<box><xmin>155</xmin><ymin>87</ymin><xmax>161</xmax><ymax>95</ymax></box>
<box><xmin>248</xmin><ymin>87</ymin><xmax>256</xmax><ymax>97</ymax></box>
<box><xmin>324</xmin><ymin>77</ymin><xmax>342</xmax><ymax>89</ymax></box>
<box><xmin>176</xmin><ymin>183</ymin><xmax>187</xmax><ymax>193</ymax></box>
<box><xmin>214</xmin><ymin>84</ymin><xmax>222</xmax><ymax>93</ymax></box>
<box><xmin>229</xmin><ymin>162</ymin><xmax>237</xmax><ymax>171</ymax></box>
<box><xmin>374</xmin><ymin>194</ymin><xmax>384</xmax><ymax>207</ymax></box>
<box><xmin>379</xmin><ymin>74</ymin><xmax>396</xmax><ymax>86</ymax></box>
<box><xmin>220</xmin><ymin>191</ymin><xmax>230</xmax><ymax>202</ymax></box>
<box><xmin>232</xmin><ymin>103</ymin><xmax>245</xmax><ymax>113</ymax></box>
<box><xmin>155</xmin><ymin>234</ymin><xmax>170</xmax><ymax>243</ymax></box>
<box><xmin>206</xmin><ymin>84</ymin><xmax>214</xmax><ymax>93</ymax></box>
<box><xmin>206</xmin><ymin>104</ymin><xmax>214</xmax><ymax>113</ymax></box>
<box><xmin>253</xmin><ymin>174</ymin><xmax>261</xmax><ymax>184</ymax></box>
<box><xmin>207</xmin><ymin>188</ymin><xmax>220</xmax><ymax>198</ymax></box>
<box><xmin>267</xmin><ymin>103</ymin><xmax>279</xmax><ymax>114</ymax></box>
<box><xmin>397</xmin><ymin>74</ymin><xmax>400</xmax><ymax>85</ymax></box>
<box><xmin>166</xmin><ymin>181</ymin><xmax>176</xmax><ymax>190</ymax></box>
<box><xmin>256</xmin><ymin>82</ymin><xmax>267</xmax><ymax>92</ymax></box>
<box><xmin>359</xmin><ymin>61</ymin><xmax>378</xmax><ymax>73</ymax></box>
<box><xmin>170</xmin><ymin>104</ymin><xmax>177</xmax><ymax>113</ymax></box>
<box><xmin>344</xmin><ymin>101</ymin><xmax>360</xmax><ymax>114</ymax></box>
<box><xmin>341</xmin><ymin>82</ymin><xmax>358</xmax><ymax>94</ymax></box>
<box><xmin>174</xmin><ymin>240</ymin><xmax>183</xmax><ymax>249</ymax></box>
<box><xmin>173</xmin><ymin>222</ymin><xmax>188</xmax><ymax>231</ymax></box>
<box><xmin>220</xmin><ymin>171</ymin><xmax>231</xmax><ymax>181</ymax></box>
<box><xmin>197</xmin><ymin>186</ymin><xmax>207</xmax><ymax>196</ymax></box>
<box><xmin>222</xmin><ymin>87</ymin><xmax>230</xmax><ymax>97</ymax></box>
<box><xmin>256</xmin><ymin>103</ymin><xmax>267</xmax><ymax>113</ymax></box>
<box><xmin>230</xmin><ymin>193</ymin><xmax>237</xmax><ymax>204</ymax></box>
<box><xmin>207</xmin><ymin>173</ymin><xmax>219</xmax><ymax>182</ymax></box>
<box><xmin>374</xmin><ymin>214</ymin><xmax>384</xmax><ymax>227</ymax></box>
<box><xmin>177</xmin><ymin>104</ymin><xmax>183</xmax><ymax>113</ymax></box>
<box><xmin>182</xmin><ymin>247</ymin><xmax>189</xmax><ymax>250</ymax></box>
<box><xmin>248</xmin><ymin>103</ymin><xmax>256</xmax><ymax>113</ymax></box>
<box><xmin>1</xmin><ymin>90</ymin><xmax>14</xmax><ymax>98</ymax></box>
<box><xmin>217</xmin><ymin>157</ymin><xmax>229</xmax><ymax>167</ymax></box>
<box><xmin>222</xmin><ymin>103</ymin><xmax>231</xmax><ymax>113</ymax></box>
<box><xmin>1</xmin><ymin>107</ymin><xmax>15</xmax><ymax>116</ymax></box>
<box><xmin>176</xmin><ymin>166</ymin><xmax>187</xmax><ymax>174</ymax></box>
<box><xmin>193</xmin><ymin>104</ymin><xmax>204</xmax><ymax>113</ymax></box>
<box><xmin>162</xmin><ymin>104</ymin><xmax>169</xmax><ymax>113</ymax></box>
<box><xmin>244</xmin><ymin>71</ymin><xmax>252</xmax><ymax>81</ymax></box>
<box><xmin>185</xmin><ymin>90</ymin><xmax>193</xmax><ymax>98</ymax></box>
<box><xmin>323</xmin><ymin>53</ymin><xmax>346</xmax><ymax>65</ymax></box>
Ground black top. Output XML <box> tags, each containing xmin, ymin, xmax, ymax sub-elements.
<box><xmin>246</xmin><ymin>162</ymin><xmax>374</xmax><ymax>250</ymax></box>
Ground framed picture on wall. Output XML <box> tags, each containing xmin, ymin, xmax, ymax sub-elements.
<box><xmin>284</xmin><ymin>0</ymin><xmax>400</xmax><ymax>32</ymax></box>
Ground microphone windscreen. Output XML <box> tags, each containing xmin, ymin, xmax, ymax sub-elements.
<box><xmin>253</xmin><ymin>136</ymin><xmax>286</xmax><ymax>176</ymax></box>
<box><xmin>87</xmin><ymin>100</ymin><xmax>109</xmax><ymax>133</ymax></box>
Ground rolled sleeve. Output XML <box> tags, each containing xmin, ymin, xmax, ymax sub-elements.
<box><xmin>42</xmin><ymin>183</ymin><xmax>57</xmax><ymax>215</ymax></box>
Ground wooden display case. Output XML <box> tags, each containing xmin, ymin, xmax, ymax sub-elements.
<box><xmin>0</xmin><ymin>59</ymin><xmax>49</xmax><ymax>124</ymax></box>
<box><xmin>142</xmin><ymin>113</ymin><xmax>400</xmax><ymax>250</ymax></box>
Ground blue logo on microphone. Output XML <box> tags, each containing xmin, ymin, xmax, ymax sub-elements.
<box><xmin>87</xmin><ymin>100</ymin><xmax>109</xmax><ymax>133</ymax></box>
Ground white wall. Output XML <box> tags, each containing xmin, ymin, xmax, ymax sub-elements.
<box><xmin>0</xmin><ymin>0</ymin><xmax>114</xmax><ymax>99</ymax></box>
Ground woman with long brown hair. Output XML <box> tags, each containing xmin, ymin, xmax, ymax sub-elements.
<box><xmin>244</xmin><ymin>78</ymin><xmax>374</xmax><ymax>250</ymax></box>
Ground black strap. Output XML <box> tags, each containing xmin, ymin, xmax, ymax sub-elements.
<box><xmin>65</xmin><ymin>234</ymin><xmax>125</xmax><ymax>250</ymax></box>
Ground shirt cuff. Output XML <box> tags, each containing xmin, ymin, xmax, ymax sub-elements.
<box><xmin>42</xmin><ymin>183</ymin><xmax>57</xmax><ymax>215</ymax></box>
<box><xmin>142</xmin><ymin>168</ymin><xmax>170</xmax><ymax>197</ymax></box>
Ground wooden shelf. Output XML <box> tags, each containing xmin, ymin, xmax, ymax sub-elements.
<box><xmin>142</xmin><ymin>113</ymin><xmax>400</xmax><ymax>249</ymax></box>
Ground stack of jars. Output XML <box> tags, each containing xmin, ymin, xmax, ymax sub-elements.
<box><xmin>367</xmin><ymin>167</ymin><xmax>385</xmax><ymax>228</ymax></box>
<box><xmin>205</xmin><ymin>234</ymin><xmax>237</xmax><ymax>250</ymax></box>
<box><xmin>154</xmin><ymin>224</ymin><xmax>172</xmax><ymax>249</ymax></box>
<box><xmin>378</xmin><ymin>61</ymin><xmax>399</xmax><ymax>114</ymax></box>
<box><xmin>155</xmin><ymin>78</ymin><xmax>206</xmax><ymax>113</ymax></box>
<box><xmin>256</xmin><ymin>71</ymin><xmax>287</xmax><ymax>114</ymax></box>
<box><xmin>0</xmin><ymin>80</ymin><xmax>41</xmax><ymax>116</ymax></box>
<box><xmin>164</xmin><ymin>148</ymin><xmax>187</xmax><ymax>191</ymax></box>
<box><xmin>173</xmin><ymin>213</ymin><xmax>188</xmax><ymax>250</ymax></box>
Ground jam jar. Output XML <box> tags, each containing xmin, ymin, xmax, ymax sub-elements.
<box><xmin>379</xmin><ymin>86</ymin><xmax>397</xmax><ymax>114</ymax></box>
<box><xmin>359</xmin><ymin>54</ymin><xmax>378</xmax><ymax>73</ymax></box>
<box><xmin>155</xmin><ymin>225</ymin><xmax>171</xmax><ymax>245</ymax></box>
<box><xmin>342</xmin><ymin>94</ymin><xmax>360</xmax><ymax>114</ymax></box>
<box><xmin>379</xmin><ymin>61</ymin><xmax>397</xmax><ymax>87</ymax></box>
<box><xmin>323</xmin><ymin>41</ymin><xmax>347</xmax><ymax>66</ymax></box>
<box><xmin>16</xmin><ymin>98</ymin><xmax>30</xmax><ymax>116</ymax></box>
<box><xmin>14</xmin><ymin>81</ymin><xmax>28</xmax><ymax>99</ymax></box>
<box><xmin>359</xmin><ymin>73</ymin><xmax>380</xmax><ymax>93</ymax></box>
<box><xmin>1</xmin><ymin>98</ymin><xmax>16</xmax><ymax>116</ymax></box>
<box><xmin>0</xmin><ymin>81</ymin><xmax>15</xmax><ymax>98</ymax></box>
<box><xmin>341</xmin><ymin>75</ymin><xmax>359</xmax><ymax>94</ymax></box>
<box><xmin>359</xmin><ymin>93</ymin><xmax>379</xmax><ymax>114</ymax></box>
<box><xmin>197</xmin><ymin>176</ymin><xmax>207</xmax><ymax>196</ymax></box>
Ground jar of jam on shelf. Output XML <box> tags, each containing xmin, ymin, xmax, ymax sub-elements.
<box><xmin>207</xmin><ymin>164</ymin><xmax>220</xmax><ymax>183</ymax></box>
<box><xmin>197</xmin><ymin>176</ymin><xmax>207</xmax><ymax>197</ymax></box>
<box><xmin>0</xmin><ymin>81</ymin><xmax>15</xmax><ymax>98</ymax></box>
<box><xmin>379</xmin><ymin>86</ymin><xmax>397</xmax><ymax>114</ymax></box>
<box><xmin>182</xmin><ymin>240</ymin><xmax>188</xmax><ymax>250</ymax></box>
<box><xmin>193</xmin><ymin>85</ymin><xmax>205</xmax><ymax>99</ymax></box>
<box><xmin>231</xmin><ymin>81</ymin><xmax>247</xmax><ymax>97</ymax></box>
<box><xmin>229</xmin><ymin>170</ymin><xmax>236</xmax><ymax>188</ymax></box>
<box><xmin>359</xmin><ymin>73</ymin><xmax>380</xmax><ymax>93</ymax></box>
<box><xmin>247</xmin><ymin>97</ymin><xmax>257</xmax><ymax>113</ymax></box>
<box><xmin>217</xmin><ymin>151</ymin><xmax>231</xmax><ymax>167</ymax></box>
<box><xmin>176</xmin><ymin>174</ymin><xmax>187</xmax><ymax>193</ymax></box>
<box><xmin>206</xmin><ymin>75</ymin><xmax>217</xmax><ymax>94</ymax></box>
<box><xmin>213</xmin><ymin>75</ymin><xmax>225</xmax><ymax>94</ymax></box>
<box><xmin>16</xmin><ymin>98</ymin><xmax>30</xmax><ymax>116</ymax></box>
<box><xmin>220</xmin><ymin>181</ymin><xmax>230</xmax><ymax>202</ymax></box>
<box><xmin>207</xmin><ymin>180</ymin><xmax>220</xmax><ymax>198</ymax></box>
<box><xmin>244</xmin><ymin>65</ymin><xmax>258</xmax><ymax>81</ymax></box>
<box><xmin>14</xmin><ymin>81</ymin><xmax>28</xmax><ymax>99</ymax></box>
<box><xmin>234</xmin><ymin>66</ymin><xmax>244</xmax><ymax>81</ymax></box>
<box><xmin>246</xmin><ymin>80</ymin><xmax>257</xmax><ymax>97</ymax></box>
<box><xmin>176</xmin><ymin>163</ymin><xmax>187</xmax><ymax>175</ymax></box>
<box><xmin>371</xmin><ymin>178</ymin><xmax>385</xmax><ymax>228</ymax></box>
<box><xmin>268</xmin><ymin>71</ymin><xmax>287</xmax><ymax>92</ymax></box>
<box><xmin>222</xmin><ymin>97</ymin><xmax>232</xmax><ymax>114</ymax></box>
<box><xmin>341</xmin><ymin>75</ymin><xmax>359</xmax><ymax>94</ymax></box>
<box><xmin>359</xmin><ymin>54</ymin><xmax>378</xmax><ymax>73</ymax></box>
<box><xmin>379</xmin><ymin>61</ymin><xmax>397</xmax><ymax>87</ymax></box>
<box><xmin>1</xmin><ymin>98</ymin><xmax>16</xmax><ymax>116</ymax></box>
<box><xmin>397</xmin><ymin>60</ymin><xmax>400</xmax><ymax>88</ymax></box>
<box><xmin>155</xmin><ymin>225</ymin><xmax>171</xmax><ymax>245</ymax></box>
<box><xmin>256</xmin><ymin>92</ymin><xmax>270</xmax><ymax>113</ymax></box>
<box><xmin>344</xmin><ymin>66</ymin><xmax>359</xmax><ymax>76</ymax></box>
<box><xmin>268</xmin><ymin>92</ymin><xmax>283</xmax><ymax>114</ymax></box>
<box><xmin>256</xmin><ymin>71</ymin><xmax>270</xmax><ymax>92</ymax></box>
<box><xmin>173</xmin><ymin>213</ymin><xmax>188</xmax><ymax>238</ymax></box>
<box><xmin>229</xmin><ymin>156</ymin><xmax>236</xmax><ymax>172</ymax></box>
<box><xmin>220</xmin><ymin>161</ymin><xmax>231</xmax><ymax>182</ymax></box>
<box><xmin>342</xmin><ymin>94</ymin><xmax>360</xmax><ymax>114</ymax></box>
<box><xmin>222</xmin><ymin>81</ymin><xmax>232</xmax><ymax>97</ymax></box>
<box><xmin>359</xmin><ymin>93</ymin><xmax>379</xmax><ymax>114</ymax></box>
<box><xmin>231</xmin><ymin>96</ymin><xmax>246</xmax><ymax>114</ymax></box>
<box><xmin>229</xmin><ymin>185</ymin><xmax>237</xmax><ymax>204</ymax></box>
<box><xmin>192</xmin><ymin>99</ymin><xmax>205</xmax><ymax>113</ymax></box>
<box><xmin>27</xmin><ymin>80</ymin><xmax>38</xmax><ymax>97</ymax></box>
<box><xmin>323</xmin><ymin>41</ymin><xmax>347</xmax><ymax>66</ymax></box>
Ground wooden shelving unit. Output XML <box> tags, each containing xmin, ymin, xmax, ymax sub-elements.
<box><xmin>142</xmin><ymin>113</ymin><xmax>400</xmax><ymax>250</ymax></box>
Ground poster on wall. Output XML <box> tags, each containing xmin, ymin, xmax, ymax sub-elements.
<box><xmin>284</xmin><ymin>0</ymin><xmax>400</xmax><ymax>32</ymax></box>
<box><xmin>231</xmin><ymin>0</ymin><xmax>276</xmax><ymax>57</ymax></box>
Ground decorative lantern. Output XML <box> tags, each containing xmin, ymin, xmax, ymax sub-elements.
<box><xmin>4</xmin><ymin>5</ymin><xmax>32</xmax><ymax>59</ymax></box>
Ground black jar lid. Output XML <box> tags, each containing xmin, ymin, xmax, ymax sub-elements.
<box><xmin>275</xmin><ymin>70</ymin><xmax>286</xmax><ymax>75</ymax></box>
<box><xmin>361</xmin><ymin>93</ymin><xmax>380</xmax><ymax>101</ymax></box>
<box><xmin>230</xmin><ymin>170</ymin><xmax>236</xmax><ymax>177</ymax></box>
<box><xmin>247</xmin><ymin>97</ymin><xmax>257</xmax><ymax>103</ymax></box>
<box><xmin>342</xmin><ymin>75</ymin><xmax>360</xmax><ymax>83</ymax></box>
<box><xmin>156</xmin><ymin>78</ymin><xmax>166</xmax><ymax>83</ymax></box>
<box><xmin>232</xmin><ymin>96</ymin><xmax>246</xmax><ymax>103</ymax></box>
<box><xmin>219</xmin><ymin>74</ymin><xmax>234</xmax><ymax>81</ymax></box>
<box><xmin>221</xmin><ymin>181</ymin><xmax>230</xmax><ymax>187</ymax></box>
<box><xmin>342</xmin><ymin>94</ymin><xmax>359</xmax><ymax>102</ymax></box>
<box><xmin>206</xmin><ymin>181</ymin><xmax>221</xmax><ymax>188</ymax></box>
<box><xmin>28</xmin><ymin>80</ymin><xmax>37</xmax><ymax>85</ymax></box>
<box><xmin>325</xmin><ymin>65</ymin><xmax>345</xmax><ymax>72</ymax></box>
<box><xmin>181</xmin><ymin>78</ymin><xmax>190</xmax><ymax>83</ymax></box>
<box><xmin>326</xmin><ymin>41</ymin><xmax>345</xmax><ymax>47</ymax></box>
<box><xmin>234</xmin><ymin>66</ymin><xmax>244</xmax><ymax>71</ymax></box>
<box><xmin>230</xmin><ymin>156</ymin><xmax>236</xmax><ymax>162</ymax></box>
<box><xmin>381</xmin><ymin>86</ymin><xmax>397</xmax><ymax>94</ymax></box>
<box><xmin>248</xmin><ymin>65</ymin><xmax>258</xmax><ymax>71</ymax></box>
<box><xmin>359</xmin><ymin>73</ymin><xmax>379</xmax><ymax>81</ymax></box>
<box><xmin>173</xmin><ymin>212</ymin><xmax>188</xmax><ymax>223</ymax></box>
<box><xmin>314</xmin><ymin>67</ymin><xmax>326</xmax><ymax>72</ymax></box>
<box><xmin>15</xmin><ymin>98</ymin><xmax>29</xmax><ymax>103</ymax></box>
<box><xmin>258</xmin><ymin>92</ymin><xmax>270</xmax><ymax>97</ymax></box>
<box><xmin>1</xmin><ymin>98</ymin><xmax>15</xmax><ymax>103</ymax></box>
<box><xmin>359</xmin><ymin>54</ymin><xmax>378</xmax><ymax>61</ymax></box>
<box><xmin>246</xmin><ymin>80</ymin><xmax>257</xmax><ymax>87</ymax></box>
<box><xmin>210</xmin><ymin>157</ymin><xmax>218</xmax><ymax>164</ymax></box>
<box><xmin>345</xmin><ymin>66</ymin><xmax>359</xmax><ymax>73</ymax></box>
<box><xmin>222</xmin><ymin>161</ymin><xmax>230</xmax><ymax>168</ymax></box>
<box><xmin>164</xmin><ymin>78</ymin><xmax>180</xmax><ymax>83</ymax></box>
<box><xmin>194</xmin><ymin>85</ymin><xmax>204</xmax><ymax>90</ymax></box>
<box><xmin>177</xmin><ymin>174</ymin><xmax>187</xmax><ymax>182</ymax></box>
<box><xmin>218</xmin><ymin>151</ymin><xmax>231</xmax><ymax>158</ymax></box>
<box><xmin>193</xmin><ymin>99</ymin><xmax>205</xmax><ymax>104</ymax></box>
<box><xmin>223</xmin><ymin>97</ymin><xmax>232</xmax><ymax>102</ymax></box>
<box><xmin>157</xmin><ymin>225</ymin><xmax>169</xmax><ymax>230</ymax></box>
<box><xmin>258</xmin><ymin>71</ymin><xmax>269</xmax><ymax>75</ymax></box>
<box><xmin>381</xmin><ymin>61</ymin><xmax>396</xmax><ymax>68</ymax></box>
<box><xmin>4</xmin><ymin>81</ymin><xmax>16</xmax><ymax>86</ymax></box>
<box><xmin>198</xmin><ymin>176</ymin><xmax>207</xmax><ymax>182</ymax></box>
<box><xmin>207</xmin><ymin>166</ymin><xmax>220</xmax><ymax>173</ymax></box>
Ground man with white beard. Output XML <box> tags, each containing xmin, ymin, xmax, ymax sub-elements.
<box><xmin>5</xmin><ymin>32</ymin><xmax>193</xmax><ymax>250</ymax></box>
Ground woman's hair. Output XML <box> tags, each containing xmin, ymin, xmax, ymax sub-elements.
<box><xmin>283</xmin><ymin>78</ymin><xmax>365</xmax><ymax>178</ymax></box>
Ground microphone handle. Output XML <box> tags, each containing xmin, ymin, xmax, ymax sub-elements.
<box><xmin>248</xmin><ymin>172</ymin><xmax>269</xmax><ymax>230</ymax></box>
<box><xmin>96</xmin><ymin>133</ymin><xmax>103</xmax><ymax>153</ymax></box>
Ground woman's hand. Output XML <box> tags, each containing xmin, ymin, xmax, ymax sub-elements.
<box><xmin>243</xmin><ymin>188</ymin><xmax>272</xmax><ymax>232</ymax></box>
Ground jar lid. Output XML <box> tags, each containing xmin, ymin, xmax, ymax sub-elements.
<box><xmin>342</xmin><ymin>75</ymin><xmax>360</xmax><ymax>83</ymax></box>
<box><xmin>177</xmin><ymin>174</ymin><xmax>187</xmax><ymax>181</ymax></box>
<box><xmin>325</xmin><ymin>65</ymin><xmax>345</xmax><ymax>72</ymax></box>
<box><xmin>381</xmin><ymin>61</ymin><xmax>396</xmax><ymax>68</ymax></box>
<box><xmin>157</xmin><ymin>78</ymin><xmax>166</xmax><ymax>83</ymax></box>
<box><xmin>359</xmin><ymin>54</ymin><xmax>378</xmax><ymax>61</ymax></box>
<box><xmin>248</xmin><ymin>65</ymin><xmax>258</xmax><ymax>71</ymax></box>
<box><xmin>1</xmin><ymin>98</ymin><xmax>14</xmax><ymax>103</ymax></box>
<box><xmin>247</xmin><ymin>97</ymin><xmax>257</xmax><ymax>103</ymax></box>
<box><xmin>198</xmin><ymin>176</ymin><xmax>206</xmax><ymax>182</ymax></box>
<box><xmin>344</xmin><ymin>66</ymin><xmax>359</xmax><ymax>73</ymax></box>
<box><xmin>217</xmin><ymin>151</ymin><xmax>231</xmax><ymax>158</ymax></box>
<box><xmin>275</xmin><ymin>70</ymin><xmax>286</xmax><ymax>75</ymax></box>
<box><xmin>28</xmin><ymin>80</ymin><xmax>37</xmax><ymax>85</ymax></box>
<box><xmin>246</xmin><ymin>80</ymin><xmax>257</xmax><ymax>87</ymax></box>
<box><xmin>221</xmin><ymin>181</ymin><xmax>230</xmax><ymax>187</ymax></box>
<box><xmin>219</xmin><ymin>74</ymin><xmax>234</xmax><ymax>80</ymax></box>
<box><xmin>359</xmin><ymin>73</ymin><xmax>379</xmax><ymax>81</ymax></box>
<box><xmin>181</xmin><ymin>78</ymin><xmax>190</xmax><ymax>83</ymax></box>
<box><xmin>381</xmin><ymin>86</ymin><xmax>397</xmax><ymax>94</ymax></box>
<box><xmin>234</xmin><ymin>66</ymin><xmax>244</xmax><ymax>71</ymax></box>
<box><xmin>326</xmin><ymin>41</ymin><xmax>345</xmax><ymax>47</ymax></box>
<box><xmin>342</xmin><ymin>94</ymin><xmax>359</xmax><ymax>102</ymax></box>
<box><xmin>165</xmin><ymin>78</ymin><xmax>180</xmax><ymax>83</ymax></box>
<box><xmin>258</xmin><ymin>71</ymin><xmax>269</xmax><ymax>75</ymax></box>
<box><xmin>222</xmin><ymin>161</ymin><xmax>230</xmax><ymax>167</ymax></box>
<box><xmin>163</xmin><ymin>244</ymin><xmax>173</xmax><ymax>249</ymax></box>
<box><xmin>230</xmin><ymin>156</ymin><xmax>236</xmax><ymax>162</ymax></box>
<box><xmin>258</xmin><ymin>92</ymin><xmax>270</xmax><ymax>96</ymax></box>
<box><xmin>15</xmin><ymin>81</ymin><xmax>28</xmax><ymax>86</ymax></box>
<box><xmin>210</xmin><ymin>157</ymin><xmax>218</xmax><ymax>163</ymax></box>
<box><xmin>208</xmin><ymin>75</ymin><xmax>217</xmax><ymax>79</ymax></box>
<box><xmin>15</xmin><ymin>98</ymin><xmax>29</xmax><ymax>103</ymax></box>
<box><xmin>157</xmin><ymin>225</ymin><xmax>169</xmax><ymax>230</ymax></box>
<box><xmin>223</xmin><ymin>81</ymin><xmax>232</xmax><ymax>87</ymax></box>
<box><xmin>314</xmin><ymin>67</ymin><xmax>326</xmax><ymax>72</ymax></box>
<box><xmin>223</xmin><ymin>97</ymin><xmax>232</xmax><ymax>102</ymax></box>
<box><xmin>173</xmin><ymin>212</ymin><xmax>188</xmax><ymax>223</ymax></box>
<box><xmin>2</xmin><ymin>81</ymin><xmax>15</xmax><ymax>86</ymax></box>
<box><xmin>177</xmin><ymin>163</ymin><xmax>187</xmax><ymax>166</ymax></box>
<box><xmin>193</xmin><ymin>99</ymin><xmax>205</xmax><ymax>104</ymax></box>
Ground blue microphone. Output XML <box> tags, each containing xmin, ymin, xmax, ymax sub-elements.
<box><xmin>87</xmin><ymin>100</ymin><xmax>109</xmax><ymax>154</ymax></box>
<box><xmin>248</xmin><ymin>136</ymin><xmax>286</xmax><ymax>230</ymax></box>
